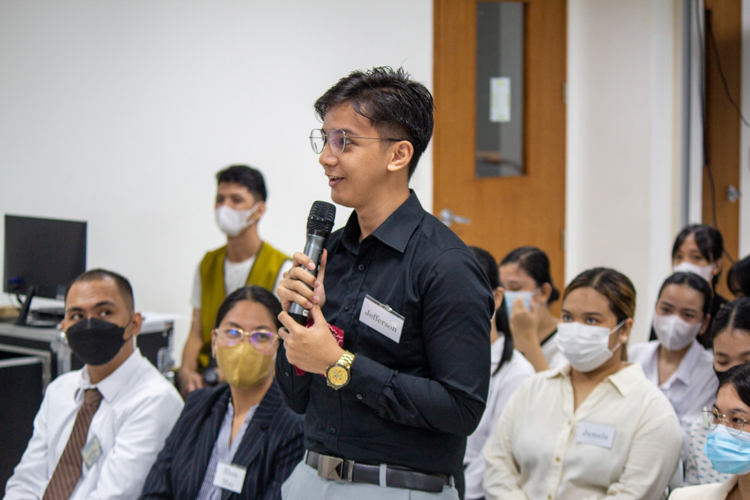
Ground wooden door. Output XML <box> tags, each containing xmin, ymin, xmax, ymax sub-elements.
<box><xmin>433</xmin><ymin>0</ymin><xmax>567</xmax><ymax>308</ymax></box>
<box><xmin>702</xmin><ymin>0</ymin><xmax>741</xmax><ymax>298</ymax></box>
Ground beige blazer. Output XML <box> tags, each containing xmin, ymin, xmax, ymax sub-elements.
<box><xmin>668</xmin><ymin>476</ymin><xmax>737</xmax><ymax>499</ymax></box>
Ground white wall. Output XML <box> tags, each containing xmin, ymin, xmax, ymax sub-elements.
<box><xmin>0</xmin><ymin>0</ymin><xmax>433</xmax><ymax>362</ymax></box>
<box><xmin>566</xmin><ymin>0</ymin><xmax>684</xmax><ymax>343</ymax></box>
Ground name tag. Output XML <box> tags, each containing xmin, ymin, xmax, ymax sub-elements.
<box><xmin>359</xmin><ymin>295</ymin><xmax>405</xmax><ymax>343</ymax></box>
<box><xmin>214</xmin><ymin>462</ymin><xmax>247</xmax><ymax>494</ymax></box>
<box><xmin>576</xmin><ymin>422</ymin><xmax>616</xmax><ymax>449</ymax></box>
<box><xmin>82</xmin><ymin>435</ymin><xmax>101</xmax><ymax>469</ymax></box>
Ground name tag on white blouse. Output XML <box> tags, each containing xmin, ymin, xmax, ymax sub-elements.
<box><xmin>214</xmin><ymin>462</ymin><xmax>247</xmax><ymax>493</ymax></box>
<box><xmin>576</xmin><ymin>422</ymin><xmax>616</xmax><ymax>449</ymax></box>
<box><xmin>82</xmin><ymin>435</ymin><xmax>102</xmax><ymax>469</ymax></box>
<box><xmin>359</xmin><ymin>295</ymin><xmax>405</xmax><ymax>343</ymax></box>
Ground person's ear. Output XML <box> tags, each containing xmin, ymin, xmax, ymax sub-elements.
<box><xmin>126</xmin><ymin>312</ymin><xmax>143</xmax><ymax>339</ymax></box>
<box><xmin>211</xmin><ymin>329</ymin><xmax>218</xmax><ymax>358</ymax></box>
<box><xmin>537</xmin><ymin>283</ymin><xmax>552</xmax><ymax>304</ymax></box>
<box><xmin>618</xmin><ymin>318</ymin><xmax>634</xmax><ymax>344</ymax></box>
<box><xmin>713</xmin><ymin>258</ymin><xmax>724</xmax><ymax>277</ymax></box>
<box><xmin>252</xmin><ymin>201</ymin><xmax>267</xmax><ymax>221</ymax></box>
<box><xmin>493</xmin><ymin>287</ymin><xmax>505</xmax><ymax>312</ymax></box>
<box><xmin>386</xmin><ymin>141</ymin><xmax>414</xmax><ymax>175</ymax></box>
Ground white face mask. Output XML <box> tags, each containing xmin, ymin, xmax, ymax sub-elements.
<box><xmin>653</xmin><ymin>313</ymin><xmax>702</xmax><ymax>351</ymax></box>
<box><xmin>215</xmin><ymin>204</ymin><xmax>260</xmax><ymax>237</ymax></box>
<box><xmin>556</xmin><ymin>321</ymin><xmax>625</xmax><ymax>373</ymax></box>
<box><xmin>674</xmin><ymin>261</ymin><xmax>715</xmax><ymax>283</ymax></box>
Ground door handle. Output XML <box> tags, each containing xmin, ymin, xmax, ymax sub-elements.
<box><xmin>440</xmin><ymin>208</ymin><xmax>471</xmax><ymax>227</ymax></box>
<box><xmin>727</xmin><ymin>185</ymin><xmax>741</xmax><ymax>203</ymax></box>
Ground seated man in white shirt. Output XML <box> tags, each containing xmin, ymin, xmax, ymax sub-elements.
<box><xmin>4</xmin><ymin>269</ymin><xmax>184</xmax><ymax>500</ymax></box>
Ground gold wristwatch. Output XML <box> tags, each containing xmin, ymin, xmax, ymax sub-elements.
<box><xmin>326</xmin><ymin>351</ymin><xmax>355</xmax><ymax>389</ymax></box>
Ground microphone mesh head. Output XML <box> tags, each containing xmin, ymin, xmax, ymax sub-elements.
<box><xmin>307</xmin><ymin>201</ymin><xmax>336</xmax><ymax>237</ymax></box>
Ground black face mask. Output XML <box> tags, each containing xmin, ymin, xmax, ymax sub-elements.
<box><xmin>65</xmin><ymin>317</ymin><xmax>130</xmax><ymax>366</ymax></box>
<box><xmin>714</xmin><ymin>363</ymin><xmax>750</xmax><ymax>386</ymax></box>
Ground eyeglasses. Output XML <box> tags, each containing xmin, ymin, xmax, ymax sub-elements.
<box><xmin>702</xmin><ymin>406</ymin><xmax>750</xmax><ymax>435</ymax></box>
<box><xmin>309</xmin><ymin>128</ymin><xmax>404</xmax><ymax>155</ymax></box>
<box><xmin>213</xmin><ymin>327</ymin><xmax>278</xmax><ymax>355</ymax></box>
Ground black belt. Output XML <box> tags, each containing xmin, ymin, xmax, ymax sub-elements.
<box><xmin>305</xmin><ymin>451</ymin><xmax>450</xmax><ymax>493</ymax></box>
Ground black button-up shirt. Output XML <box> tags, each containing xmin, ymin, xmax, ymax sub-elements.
<box><xmin>277</xmin><ymin>193</ymin><xmax>493</xmax><ymax>495</ymax></box>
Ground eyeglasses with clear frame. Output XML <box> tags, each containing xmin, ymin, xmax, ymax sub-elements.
<box><xmin>702</xmin><ymin>405</ymin><xmax>750</xmax><ymax>435</ymax></box>
<box><xmin>309</xmin><ymin>128</ymin><xmax>404</xmax><ymax>155</ymax></box>
<box><xmin>213</xmin><ymin>327</ymin><xmax>279</xmax><ymax>356</ymax></box>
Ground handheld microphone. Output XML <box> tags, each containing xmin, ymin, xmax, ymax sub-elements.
<box><xmin>289</xmin><ymin>201</ymin><xmax>336</xmax><ymax>324</ymax></box>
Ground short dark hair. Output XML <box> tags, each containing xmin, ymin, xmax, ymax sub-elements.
<box><xmin>216</xmin><ymin>165</ymin><xmax>267</xmax><ymax>202</ymax></box>
<box><xmin>314</xmin><ymin>66</ymin><xmax>434</xmax><ymax>178</ymax></box>
<box><xmin>215</xmin><ymin>285</ymin><xmax>282</xmax><ymax>329</ymax></box>
<box><xmin>718</xmin><ymin>361</ymin><xmax>750</xmax><ymax>408</ymax></box>
<box><xmin>657</xmin><ymin>272</ymin><xmax>714</xmax><ymax>317</ymax></box>
<box><xmin>728</xmin><ymin>255</ymin><xmax>750</xmax><ymax>298</ymax></box>
<box><xmin>713</xmin><ymin>297</ymin><xmax>750</xmax><ymax>340</ymax></box>
<box><xmin>65</xmin><ymin>269</ymin><xmax>134</xmax><ymax>313</ymax></box>
<box><xmin>499</xmin><ymin>246</ymin><xmax>560</xmax><ymax>304</ymax></box>
<box><xmin>672</xmin><ymin>224</ymin><xmax>724</xmax><ymax>287</ymax></box>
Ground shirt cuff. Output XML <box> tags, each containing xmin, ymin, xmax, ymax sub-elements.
<box><xmin>345</xmin><ymin>354</ymin><xmax>393</xmax><ymax>411</ymax></box>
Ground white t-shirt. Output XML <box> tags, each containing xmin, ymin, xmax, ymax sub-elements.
<box><xmin>190</xmin><ymin>256</ymin><xmax>292</xmax><ymax>309</ymax></box>
<box><xmin>464</xmin><ymin>336</ymin><xmax>535</xmax><ymax>500</ymax></box>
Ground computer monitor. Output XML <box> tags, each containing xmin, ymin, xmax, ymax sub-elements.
<box><xmin>4</xmin><ymin>215</ymin><xmax>87</xmax><ymax>325</ymax></box>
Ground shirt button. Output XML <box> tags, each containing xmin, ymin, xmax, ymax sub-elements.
<box><xmin>555</xmin><ymin>457</ymin><xmax>560</xmax><ymax>462</ymax></box>
<box><xmin>356</xmin><ymin>394</ymin><xmax>363</xmax><ymax>400</ymax></box>
<box><xmin>344</xmin><ymin>304</ymin><xmax>352</xmax><ymax>311</ymax></box>
<box><xmin>358</xmin><ymin>264</ymin><xmax>365</xmax><ymax>271</ymax></box>
<box><xmin>548</xmin><ymin>496</ymin><xmax>552</xmax><ymax>500</ymax></box>
<box><xmin>329</xmin><ymin>427</ymin><xmax>337</xmax><ymax>434</ymax></box>
<box><xmin>284</xmin><ymin>371</ymin><xmax>290</xmax><ymax>377</ymax></box>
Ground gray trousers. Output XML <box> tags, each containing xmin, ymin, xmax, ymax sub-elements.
<box><xmin>281</xmin><ymin>460</ymin><xmax>460</xmax><ymax>500</ymax></box>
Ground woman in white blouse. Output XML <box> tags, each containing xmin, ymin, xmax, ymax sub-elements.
<box><xmin>484</xmin><ymin>267</ymin><xmax>683</xmax><ymax>500</ymax></box>
<box><xmin>498</xmin><ymin>246</ymin><xmax>563</xmax><ymax>372</ymax></box>
<box><xmin>629</xmin><ymin>272</ymin><xmax>717</xmax><ymax>456</ymax></box>
<box><xmin>670</xmin><ymin>358</ymin><xmax>750</xmax><ymax>499</ymax></box>
<box><xmin>464</xmin><ymin>247</ymin><xmax>535</xmax><ymax>500</ymax></box>
<box><xmin>685</xmin><ymin>298</ymin><xmax>750</xmax><ymax>485</ymax></box>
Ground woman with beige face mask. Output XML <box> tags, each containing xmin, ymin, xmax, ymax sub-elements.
<box><xmin>141</xmin><ymin>286</ymin><xmax>305</xmax><ymax>499</ymax></box>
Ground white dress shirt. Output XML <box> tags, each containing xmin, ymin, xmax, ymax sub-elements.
<box><xmin>629</xmin><ymin>340</ymin><xmax>718</xmax><ymax>458</ymax></box>
<box><xmin>464</xmin><ymin>337</ymin><xmax>535</xmax><ymax>500</ymax></box>
<box><xmin>4</xmin><ymin>349</ymin><xmax>184</xmax><ymax>500</ymax></box>
<box><xmin>484</xmin><ymin>363</ymin><xmax>682</xmax><ymax>500</ymax></box>
<box><xmin>541</xmin><ymin>330</ymin><xmax>567</xmax><ymax>370</ymax></box>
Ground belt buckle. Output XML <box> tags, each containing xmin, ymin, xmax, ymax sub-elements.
<box><xmin>317</xmin><ymin>455</ymin><xmax>354</xmax><ymax>482</ymax></box>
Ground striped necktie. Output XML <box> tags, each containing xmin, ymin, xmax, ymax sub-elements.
<box><xmin>42</xmin><ymin>388</ymin><xmax>103</xmax><ymax>500</ymax></box>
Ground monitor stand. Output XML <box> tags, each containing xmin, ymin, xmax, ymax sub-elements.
<box><xmin>14</xmin><ymin>286</ymin><xmax>37</xmax><ymax>326</ymax></box>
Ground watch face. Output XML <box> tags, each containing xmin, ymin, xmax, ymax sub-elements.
<box><xmin>327</xmin><ymin>365</ymin><xmax>349</xmax><ymax>387</ymax></box>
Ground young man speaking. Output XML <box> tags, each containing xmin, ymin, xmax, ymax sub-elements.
<box><xmin>276</xmin><ymin>67</ymin><xmax>494</xmax><ymax>500</ymax></box>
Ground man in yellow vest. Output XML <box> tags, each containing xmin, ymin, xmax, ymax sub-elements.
<box><xmin>176</xmin><ymin>165</ymin><xmax>291</xmax><ymax>397</ymax></box>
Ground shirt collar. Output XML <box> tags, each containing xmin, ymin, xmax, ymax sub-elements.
<box><xmin>544</xmin><ymin>362</ymin><xmax>644</xmax><ymax>397</ymax></box>
<box><xmin>340</xmin><ymin>191</ymin><xmax>425</xmax><ymax>255</ymax></box>
<box><xmin>671</xmin><ymin>340</ymin><xmax>703</xmax><ymax>385</ymax></box>
<box><xmin>77</xmin><ymin>348</ymin><xmax>143</xmax><ymax>403</ymax></box>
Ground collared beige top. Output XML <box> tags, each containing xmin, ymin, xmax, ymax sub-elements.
<box><xmin>484</xmin><ymin>363</ymin><xmax>682</xmax><ymax>500</ymax></box>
